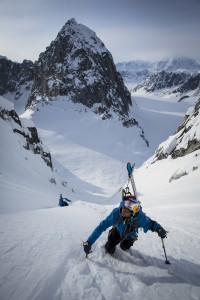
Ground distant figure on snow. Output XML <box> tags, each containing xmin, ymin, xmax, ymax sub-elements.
<box><xmin>59</xmin><ymin>194</ymin><xmax>72</xmax><ymax>207</ymax></box>
<box><xmin>83</xmin><ymin>194</ymin><xmax>167</xmax><ymax>256</ymax></box>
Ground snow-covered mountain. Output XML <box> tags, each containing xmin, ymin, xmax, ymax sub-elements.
<box><xmin>29</xmin><ymin>18</ymin><xmax>131</xmax><ymax>119</ymax></box>
<box><xmin>117</xmin><ymin>57</ymin><xmax>200</xmax><ymax>81</ymax></box>
<box><xmin>116</xmin><ymin>60</ymin><xmax>154</xmax><ymax>87</ymax></box>
<box><xmin>117</xmin><ymin>57</ymin><xmax>200</xmax><ymax>99</ymax></box>
<box><xmin>0</xmin><ymin>18</ymin><xmax>131</xmax><ymax>121</ymax></box>
<box><xmin>154</xmin><ymin>57</ymin><xmax>200</xmax><ymax>74</ymax></box>
<box><xmin>1</xmin><ymin>19</ymin><xmax>200</xmax><ymax>300</ymax></box>
<box><xmin>133</xmin><ymin>71</ymin><xmax>200</xmax><ymax>99</ymax></box>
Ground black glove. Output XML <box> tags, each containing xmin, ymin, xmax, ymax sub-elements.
<box><xmin>83</xmin><ymin>241</ymin><xmax>92</xmax><ymax>256</ymax></box>
<box><xmin>157</xmin><ymin>227</ymin><xmax>167</xmax><ymax>239</ymax></box>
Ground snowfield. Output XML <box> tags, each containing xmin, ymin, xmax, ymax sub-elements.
<box><xmin>0</xmin><ymin>94</ymin><xmax>200</xmax><ymax>300</ymax></box>
<box><xmin>1</xmin><ymin>182</ymin><xmax>200</xmax><ymax>300</ymax></box>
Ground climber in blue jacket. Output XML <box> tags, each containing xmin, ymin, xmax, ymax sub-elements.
<box><xmin>59</xmin><ymin>194</ymin><xmax>72</xmax><ymax>207</ymax></box>
<box><xmin>83</xmin><ymin>194</ymin><xmax>167</xmax><ymax>255</ymax></box>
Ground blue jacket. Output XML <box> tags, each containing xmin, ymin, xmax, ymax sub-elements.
<box><xmin>59</xmin><ymin>197</ymin><xmax>71</xmax><ymax>207</ymax></box>
<box><xmin>87</xmin><ymin>204</ymin><xmax>161</xmax><ymax>245</ymax></box>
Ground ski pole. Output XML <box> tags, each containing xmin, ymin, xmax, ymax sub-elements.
<box><xmin>161</xmin><ymin>238</ymin><xmax>170</xmax><ymax>265</ymax></box>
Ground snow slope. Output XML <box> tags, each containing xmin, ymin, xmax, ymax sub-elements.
<box><xmin>1</xmin><ymin>161</ymin><xmax>200</xmax><ymax>300</ymax></box>
<box><xmin>21</xmin><ymin>97</ymin><xmax>150</xmax><ymax>201</ymax></box>
<box><xmin>0</xmin><ymin>96</ymin><xmax>75</xmax><ymax>213</ymax></box>
<box><xmin>132</xmin><ymin>95</ymin><xmax>191</xmax><ymax>154</ymax></box>
<box><xmin>0</xmin><ymin>94</ymin><xmax>200</xmax><ymax>300</ymax></box>
<box><xmin>1</xmin><ymin>93</ymin><xmax>192</xmax><ymax>211</ymax></box>
<box><xmin>20</xmin><ymin>94</ymin><xmax>194</xmax><ymax>201</ymax></box>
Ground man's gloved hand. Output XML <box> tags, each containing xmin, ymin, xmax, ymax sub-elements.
<box><xmin>83</xmin><ymin>241</ymin><xmax>92</xmax><ymax>256</ymax></box>
<box><xmin>157</xmin><ymin>227</ymin><xmax>167</xmax><ymax>239</ymax></box>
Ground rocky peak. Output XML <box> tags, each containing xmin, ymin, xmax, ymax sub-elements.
<box><xmin>56</xmin><ymin>18</ymin><xmax>106</xmax><ymax>54</ymax></box>
<box><xmin>0</xmin><ymin>19</ymin><xmax>132</xmax><ymax>122</ymax></box>
<box><xmin>26</xmin><ymin>18</ymin><xmax>131</xmax><ymax>118</ymax></box>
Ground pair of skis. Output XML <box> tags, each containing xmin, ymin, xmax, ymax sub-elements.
<box><xmin>125</xmin><ymin>162</ymin><xmax>139</xmax><ymax>202</ymax></box>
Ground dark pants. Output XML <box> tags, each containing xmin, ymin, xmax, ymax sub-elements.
<box><xmin>105</xmin><ymin>227</ymin><xmax>137</xmax><ymax>254</ymax></box>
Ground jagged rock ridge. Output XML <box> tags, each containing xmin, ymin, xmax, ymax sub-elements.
<box><xmin>133</xmin><ymin>71</ymin><xmax>200</xmax><ymax>99</ymax></box>
<box><xmin>117</xmin><ymin>57</ymin><xmax>200</xmax><ymax>99</ymax></box>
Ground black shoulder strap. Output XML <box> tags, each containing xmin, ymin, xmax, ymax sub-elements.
<box><xmin>127</xmin><ymin>220</ymin><xmax>138</xmax><ymax>233</ymax></box>
<box><xmin>114</xmin><ymin>215</ymin><xmax>121</xmax><ymax>227</ymax></box>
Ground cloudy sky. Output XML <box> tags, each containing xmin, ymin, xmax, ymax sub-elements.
<box><xmin>0</xmin><ymin>0</ymin><xmax>200</xmax><ymax>63</ymax></box>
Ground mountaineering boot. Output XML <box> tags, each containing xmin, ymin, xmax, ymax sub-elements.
<box><xmin>120</xmin><ymin>236</ymin><xmax>137</xmax><ymax>251</ymax></box>
<box><xmin>104</xmin><ymin>227</ymin><xmax>121</xmax><ymax>254</ymax></box>
<box><xmin>105</xmin><ymin>241</ymin><xmax>116</xmax><ymax>254</ymax></box>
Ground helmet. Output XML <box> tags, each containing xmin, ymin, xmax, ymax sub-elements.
<box><xmin>123</xmin><ymin>195</ymin><xmax>140</xmax><ymax>214</ymax></box>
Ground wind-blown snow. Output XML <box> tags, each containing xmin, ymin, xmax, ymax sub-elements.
<box><xmin>0</xmin><ymin>94</ymin><xmax>200</xmax><ymax>300</ymax></box>
<box><xmin>57</xmin><ymin>18</ymin><xmax>107</xmax><ymax>55</ymax></box>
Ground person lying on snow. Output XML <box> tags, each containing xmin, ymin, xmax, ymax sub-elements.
<box><xmin>83</xmin><ymin>194</ymin><xmax>167</xmax><ymax>256</ymax></box>
<box><xmin>59</xmin><ymin>194</ymin><xmax>72</xmax><ymax>207</ymax></box>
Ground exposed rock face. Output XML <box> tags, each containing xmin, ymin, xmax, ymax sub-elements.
<box><xmin>171</xmin><ymin>100</ymin><xmax>200</xmax><ymax>158</ymax></box>
<box><xmin>117</xmin><ymin>57</ymin><xmax>200</xmax><ymax>99</ymax></box>
<box><xmin>152</xmin><ymin>98</ymin><xmax>200</xmax><ymax>163</ymax></box>
<box><xmin>133</xmin><ymin>71</ymin><xmax>200</xmax><ymax>100</ymax></box>
<box><xmin>173</xmin><ymin>74</ymin><xmax>200</xmax><ymax>95</ymax></box>
<box><xmin>0</xmin><ymin>19</ymin><xmax>131</xmax><ymax>120</ymax></box>
<box><xmin>0</xmin><ymin>99</ymin><xmax>53</xmax><ymax>169</ymax></box>
<box><xmin>27</xmin><ymin>18</ymin><xmax>131</xmax><ymax>117</ymax></box>
<box><xmin>133</xmin><ymin>71</ymin><xmax>191</xmax><ymax>93</ymax></box>
<box><xmin>0</xmin><ymin>57</ymin><xmax>34</xmax><ymax>100</ymax></box>
<box><xmin>132</xmin><ymin>69</ymin><xmax>200</xmax><ymax>96</ymax></box>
